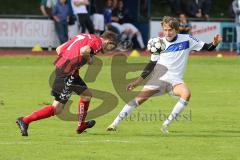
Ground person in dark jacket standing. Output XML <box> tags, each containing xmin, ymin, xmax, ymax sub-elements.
<box><xmin>52</xmin><ymin>0</ymin><xmax>69</xmax><ymax>44</ymax></box>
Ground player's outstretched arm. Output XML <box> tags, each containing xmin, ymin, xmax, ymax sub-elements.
<box><xmin>201</xmin><ymin>34</ymin><xmax>222</xmax><ymax>51</ymax></box>
<box><xmin>126</xmin><ymin>60</ymin><xmax>157</xmax><ymax>91</ymax></box>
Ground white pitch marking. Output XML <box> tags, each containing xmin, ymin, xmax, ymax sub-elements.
<box><xmin>0</xmin><ymin>141</ymin><xmax>33</xmax><ymax>145</ymax></box>
<box><xmin>0</xmin><ymin>140</ymin><xmax>133</xmax><ymax>145</ymax></box>
<box><xmin>74</xmin><ymin>140</ymin><xmax>132</xmax><ymax>144</ymax></box>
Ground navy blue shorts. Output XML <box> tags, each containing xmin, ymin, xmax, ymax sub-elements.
<box><xmin>51</xmin><ymin>73</ymin><xmax>88</xmax><ymax>104</ymax></box>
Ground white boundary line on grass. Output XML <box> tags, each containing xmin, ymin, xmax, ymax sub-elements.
<box><xmin>0</xmin><ymin>140</ymin><xmax>133</xmax><ymax>145</ymax></box>
<box><xmin>75</xmin><ymin>140</ymin><xmax>132</xmax><ymax>144</ymax></box>
<box><xmin>0</xmin><ymin>141</ymin><xmax>33</xmax><ymax>145</ymax></box>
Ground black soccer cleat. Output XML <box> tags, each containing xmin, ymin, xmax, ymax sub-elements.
<box><xmin>16</xmin><ymin>117</ymin><xmax>29</xmax><ymax>136</ymax></box>
<box><xmin>86</xmin><ymin>120</ymin><xmax>96</xmax><ymax>128</ymax></box>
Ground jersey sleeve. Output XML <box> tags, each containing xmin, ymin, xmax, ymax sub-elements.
<box><xmin>150</xmin><ymin>54</ymin><xmax>160</xmax><ymax>62</ymax></box>
<box><xmin>189</xmin><ymin>35</ymin><xmax>205</xmax><ymax>51</ymax></box>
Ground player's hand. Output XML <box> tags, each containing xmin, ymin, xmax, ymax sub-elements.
<box><xmin>126</xmin><ymin>77</ymin><xmax>143</xmax><ymax>91</ymax></box>
<box><xmin>126</xmin><ymin>82</ymin><xmax>137</xmax><ymax>91</ymax></box>
<box><xmin>213</xmin><ymin>34</ymin><xmax>222</xmax><ymax>46</ymax></box>
<box><xmin>80</xmin><ymin>46</ymin><xmax>91</xmax><ymax>56</ymax></box>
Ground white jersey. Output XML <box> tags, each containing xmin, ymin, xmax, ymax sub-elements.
<box><xmin>71</xmin><ymin>0</ymin><xmax>88</xmax><ymax>14</ymax></box>
<box><xmin>150</xmin><ymin>34</ymin><xmax>204</xmax><ymax>82</ymax></box>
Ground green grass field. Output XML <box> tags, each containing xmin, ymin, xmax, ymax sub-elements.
<box><xmin>0</xmin><ymin>55</ymin><xmax>240</xmax><ymax>160</ymax></box>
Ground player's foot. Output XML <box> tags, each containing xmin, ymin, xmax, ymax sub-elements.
<box><xmin>161</xmin><ymin>124</ymin><xmax>169</xmax><ymax>135</ymax></box>
<box><xmin>106</xmin><ymin>124</ymin><xmax>117</xmax><ymax>131</ymax></box>
<box><xmin>16</xmin><ymin>117</ymin><xmax>29</xmax><ymax>136</ymax></box>
<box><xmin>76</xmin><ymin>120</ymin><xmax>96</xmax><ymax>134</ymax></box>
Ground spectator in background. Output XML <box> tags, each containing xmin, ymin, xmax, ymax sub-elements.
<box><xmin>104</xmin><ymin>0</ymin><xmax>122</xmax><ymax>34</ymax></box>
<box><xmin>108</xmin><ymin>0</ymin><xmax>128</xmax><ymax>35</ymax></box>
<box><xmin>91</xmin><ymin>0</ymin><xmax>106</xmax><ymax>35</ymax></box>
<box><xmin>52</xmin><ymin>0</ymin><xmax>69</xmax><ymax>44</ymax></box>
<box><xmin>40</xmin><ymin>0</ymin><xmax>49</xmax><ymax>17</ymax></box>
<box><xmin>47</xmin><ymin>0</ymin><xmax>58</xmax><ymax>18</ymax></box>
<box><xmin>67</xmin><ymin>0</ymin><xmax>76</xmax><ymax>25</ymax></box>
<box><xmin>186</xmin><ymin>0</ymin><xmax>203</xmax><ymax>18</ymax></box>
<box><xmin>111</xmin><ymin>0</ymin><xmax>145</xmax><ymax>50</ymax></box>
<box><xmin>71</xmin><ymin>0</ymin><xmax>95</xmax><ymax>34</ymax></box>
<box><xmin>178</xmin><ymin>13</ymin><xmax>192</xmax><ymax>34</ymax></box>
<box><xmin>104</xmin><ymin>0</ymin><xmax>114</xmax><ymax>25</ymax></box>
<box><xmin>121</xmin><ymin>23</ymin><xmax>145</xmax><ymax>50</ymax></box>
<box><xmin>232</xmin><ymin>0</ymin><xmax>240</xmax><ymax>55</ymax></box>
<box><xmin>112</xmin><ymin>0</ymin><xmax>132</xmax><ymax>24</ymax></box>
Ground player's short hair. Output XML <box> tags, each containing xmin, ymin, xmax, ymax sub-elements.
<box><xmin>101</xmin><ymin>31</ymin><xmax>119</xmax><ymax>47</ymax></box>
<box><xmin>161</xmin><ymin>16</ymin><xmax>179</xmax><ymax>31</ymax></box>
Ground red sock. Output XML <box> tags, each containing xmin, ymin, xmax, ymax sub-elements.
<box><xmin>23</xmin><ymin>105</ymin><xmax>55</xmax><ymax>124</ymax></box>
<box><xmin>78</xmin><ymin>99</ymin><xmax>90</xmax><ymax>127</ymax></box>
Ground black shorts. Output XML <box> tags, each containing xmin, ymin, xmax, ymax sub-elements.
<box><xmin>51</xmin><ymin>73</ymin><xmax>88</xmax><ymax>104</ymax></box>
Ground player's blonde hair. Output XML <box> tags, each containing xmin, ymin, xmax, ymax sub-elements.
<box><xmin>102</xmin><ymin>31</ymin><xmax>118</xmax><ymax>43</ymax></box>
<box><xmin>101</xmin><ymin>31</ymin><xmax>119</xmax><ymax>49</ymax></box>
<box><xmin>161</xmin><ymin>16</ymin><xmax>179</xmax><ymax>31</ymax></box>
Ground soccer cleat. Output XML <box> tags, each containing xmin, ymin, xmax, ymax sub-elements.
<box><xmin>76</xmin><ymin>120</ymin><xmax>96</xmax><ymax>134</ymax></box>
<box><xmin>106</xmin><ymin>124</ymin><xmax>117</xmax><ymax>131</ymax></box>
<box><xmin>86</xmin><ymin>120</ymin><xmax>96</xmax><ymax>128</ymax></box>
<box><xmin>16</xmin><ymin>117</ymin><xmax>29</xmax><ymax>136</ymax></box>
<box><xmin>161</xmin><ymin>124</ymin><xmax>169</xmax><ymax>135</ymax></box>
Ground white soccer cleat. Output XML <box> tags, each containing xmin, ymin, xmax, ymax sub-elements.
<box><xmin>161</xmin><ymin>124</ymin><xmax>169</xmax><ymax>135</ymax></box>
<box><xmin>106</xmin><ymin>124</ymin><xmax>117</xmax><ymax>131</ymax></box>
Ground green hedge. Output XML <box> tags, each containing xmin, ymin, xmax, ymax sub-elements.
<box><xmin>0</xmin><ymin>0</ymin><xmax>41</xmax><ymax>15</ymax></box>
<box><xmin>0</xmin><ymin>0</ymin><xmax>234</xmax><ymax>18</ymax></box>
<box><xmin>151</xmin><ymin>0</ymin><xmax>234</xmax><ymax>18</ymax></box>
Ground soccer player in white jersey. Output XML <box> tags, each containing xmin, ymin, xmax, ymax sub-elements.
<box><xmin>107</xmin><ymin>16</ymin><xmax>222</xmax><ymax>134</ymax></box>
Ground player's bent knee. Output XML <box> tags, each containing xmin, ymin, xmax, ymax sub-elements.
<box><xmin>181</xmin><ymin>91</ymin><xmax>191</xmax><ymax>101</ymax></box>
<box><xmin>86</xmin><ymin>91</ymin><xmax>93</xmax><ymax>98</ymax></box>
<box><xmin>135</xmin><ymin>97</ymin><xmax>147</xmax><ymax>105</ymax></box>
<box><xmin>81</xmin><ymin>95</ymin><xmax>92</xmax><ymax>101</ymax></box>
<box><xmin>54</xmin><ymin>105</ymin><xmax>64</xmax><ymax>115</ymax></box>
<box><xmin>81</xmin><ymin>91</ymin><xmax>92</xmax><ymax>101</ymax></box>
<box><xmin>128</xmin><ymin>99</ymin><xmax>139</xmax><ymax>107</ymax></box>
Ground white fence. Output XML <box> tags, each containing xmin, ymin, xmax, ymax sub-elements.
<box><xmin>0</xmin><ymin>18</ymin><xmax>236</xmax><ymax>50</ymax></box>
<box><xmin>0</xmin><ymin>18</ymin><xmax>78</xmax><ymax>48</ymax></box>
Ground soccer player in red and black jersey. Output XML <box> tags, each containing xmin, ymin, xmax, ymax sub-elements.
<box><xmin>16</xmin><ymin>31</ymin><xmax>118</xmax><ymax>136</ymax></box>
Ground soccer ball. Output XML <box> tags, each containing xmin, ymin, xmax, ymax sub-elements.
<box><xmin>147</xmin><ymin>37</ymin><xmax>166</xmax><ymax>54</ymax></box>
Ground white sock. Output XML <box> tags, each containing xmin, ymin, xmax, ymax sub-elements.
<box><xmin>112</xmin><ymin>99</ymin><xmax>139</xmax><ymax>127</ymax></box>
<box><xmin>163</xmin><ymin>98</ymin><xmax>188</xmax><ymax>126</ymax></box>
<box><xmin>136</xmin><ymin>33</ymin><xmax>145</xmax><ymax>49</ymax></box>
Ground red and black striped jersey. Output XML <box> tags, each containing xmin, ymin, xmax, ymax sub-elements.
<box><xmin>54</xmin><ymin>34</ymin><xmax>102</xmax><ymax>76</ymax></box>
